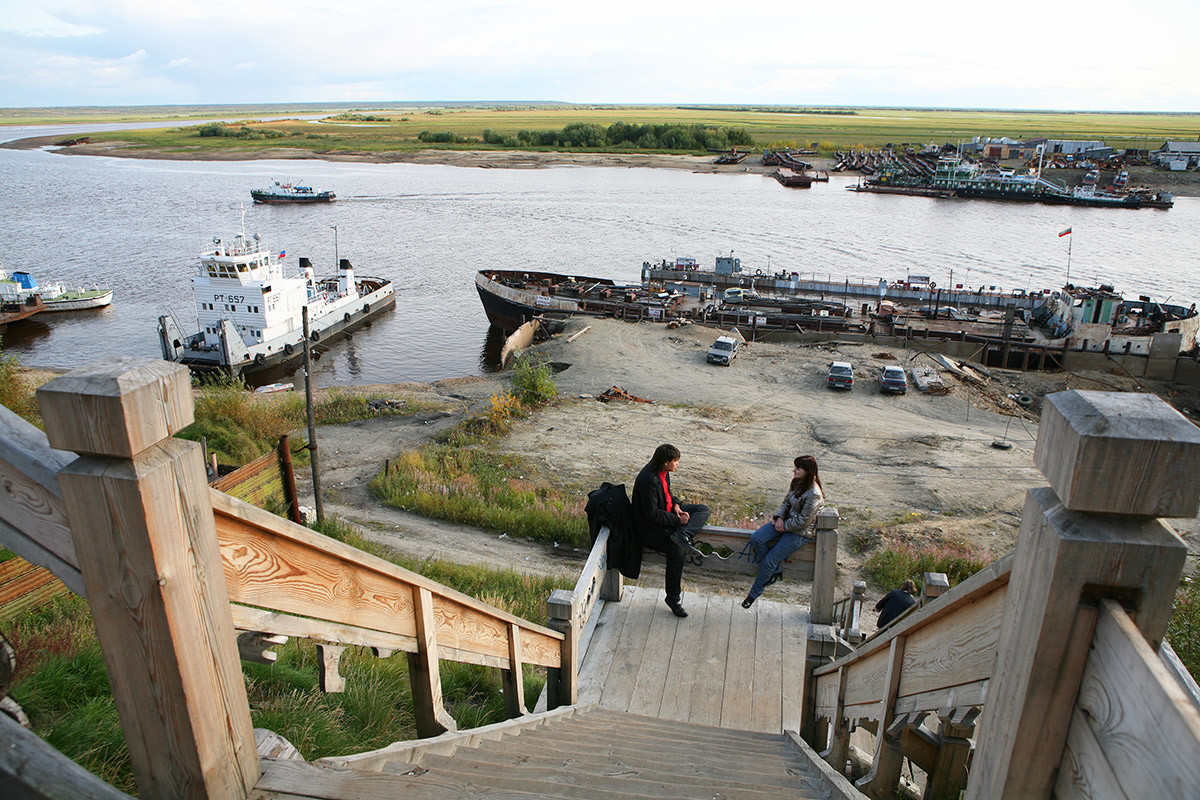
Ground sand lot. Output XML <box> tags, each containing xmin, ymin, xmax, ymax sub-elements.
<box><xmin>299</xmin><ymin>317</ymin><xmax>1200</xmax><ymax>610</ymax></box>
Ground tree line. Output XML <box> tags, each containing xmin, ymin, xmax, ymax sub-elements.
<box><xmin>418</xmin><ymin>121</ymin><xmax>754</xmax><ymax>151</ymax></box>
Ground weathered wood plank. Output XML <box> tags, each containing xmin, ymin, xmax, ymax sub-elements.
<box><xmin>842</xmin><ymin>647</ymin><xmax>890</xmax><ymax>710</ymax></box>
<box><xmin>856</xmin><ymin>636</ymin><xmax>907</xmax><ymax>799</ymax></box>
<box><xmin>897</xmin><ymin>585</ymin><xmax>1006</xmax><ymax>699</ymax></box>
<box><xmin>1072</xmin><ymin>600</ymin><xmax>1200</xmax><ymax>800</ymax></box>
<box><xmin>502</xmin><ymin>623</ymin><xmax>526</xmax><ymax>718</ymax></box>
<box><xmin>721</xmin><ymin>593</ymin><xmax>758</xmax><ymax>730</ymax></box>
<box><xmin>893</xmin><ymin>679</ymin><xmax>989</xmax><ymax>717</ymax></box>
<box><xmin>576</xmin><ymin>596</ymin><xmax>627</xmax><ymax>704</ymax></box>
<box><xmin>751</xmin><ymin>599</ymin><xmax>784</xmax><ymax>733</ymax></box>
<box><xmin>689</xmin><ymin>594</ymin><xmax>734</xmax><ymax>727</ymax></box>
<box><xmin>599</xmin><ymin>586</ymin><xmax>657</xmax><ymax>712</ymax></box>
<box><xmin>780</xmin><ymin>602</ymin><xmax>807</xmax><ymax>733</ymax></box>
<box><xmin>625</xmin><ymin>590</ymin><xmax>681</xmax><ymax>718</ymax></box>
<box><xmin>1054</xmin><ymin>705</ymin><xmax>1131</xmax><ymax>800</ymax></box>
<box><xmin>44</xmin><ymin>358</ymin><xmax>259</xmax><ymax>800</ymax></box>
<box><xmin>657</xmin><ymin>593</ymin><xmax>709</xmax><ymax>723</ymax></box>
<box><xmin>407</xmin><ymin>586</ymin><xmax>456</xmax><ymax>737</ymax></box>
<box><xmin>0</xmin><ymin>711</ymin><xmax>134</xmax><ymax>800</ymax></box>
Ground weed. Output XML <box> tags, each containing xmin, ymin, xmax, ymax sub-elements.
<box><xmin>862</xmin><ymin>541</ymin><xmax>990</xmax><ymax>592</ymax></box>
<box><xmin>1168</xmin><ymin>577</ymin><xmax>1200</xmax><ymax>683</ymax></box>
<box><xmin>511</xmin><ymin>352</ymin><xmax>557</xmax><ymax>405</ymax></box>
<box><xmin>0</xmin><ymin>338</ymin><xmax>42</xmax><ymax>427</ymax></box>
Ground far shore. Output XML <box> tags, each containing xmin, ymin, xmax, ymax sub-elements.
<box><xmin>6</xmin><ymin>134</ymin><xmax>1198</xmax><ymax>196</ymax></box>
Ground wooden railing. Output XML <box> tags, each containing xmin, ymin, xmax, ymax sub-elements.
<box><xmin>0</xmin><ymin>357</ymin><xmax>565</xmax><ymax>799</ymax></box>
<box><xmin>803</xmin><ymin>389</ymin><xmax>1200</xmax><ymax>800</ymax></box>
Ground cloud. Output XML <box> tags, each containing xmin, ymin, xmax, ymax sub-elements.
<box><xmin>0</xmin><ymin>8</ymin><xmax>103</xmax><ymax>38</ymax></box>
<box><xmin>166</xmin><ymin>57</ymin><xmax>193</xmax><ymax>69</ymax></box>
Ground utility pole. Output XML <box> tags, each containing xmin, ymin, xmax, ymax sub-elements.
<box><xmin>302</xmin><ymin>306</ymin><xmax>323</xmax><ymax>523</ymax></box>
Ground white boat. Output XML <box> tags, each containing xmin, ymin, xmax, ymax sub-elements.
<box><xmin>0</xmin><ymin>267</ymin><xmax>111</xmax><ymax>311</ymax></box>
<box><xmin>254</xmin><ymin>382</ymin><xmax>294</xmax><ymax>394</ymax></box>
<box><xmin>158</xmin><ymin>231</ymin><xmax>395</xmax><ymax>375</ymax></box>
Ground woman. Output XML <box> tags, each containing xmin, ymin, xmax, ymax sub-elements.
<box><xmin>741</xmin><ymin>455</ymin><xmax>825</xmax><ymax>609</ymax></box>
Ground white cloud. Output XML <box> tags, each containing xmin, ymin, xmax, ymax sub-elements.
<box><xmin>166</xmin><ymin>57</ymin><xmax>193</xmax><ymax>69</ymax></box>
<box><xmin>0</xmin><ymin>7</ymin><xmax>103</xmax><ymax>38</ymax></box>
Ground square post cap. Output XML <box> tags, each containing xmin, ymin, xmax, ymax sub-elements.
<box><xmin>1035</xmin><ymin>390</ymin><xmax>1200</xmax><ymax>517</ymax></box>
<box><xmin>37</xmin><ymin>357</ymin><xmax>194</xmax><ymax>458</ymax></box>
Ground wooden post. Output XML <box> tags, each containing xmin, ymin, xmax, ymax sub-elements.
<box><xmin>601</xmin><ymin>567</ymin><xmax>623</xmax><ymax>602</ymax></box>
<box><xmin>502</xmin><ymin>622</ymin><xmax>527</xmax><ymax>718</ymax></box>
<box><xmin>921</xmin><ymin>571</ymin><xmax>949</xmax><ymax>605</ymax></box>
<box><xmin>406</xmin><ymin>586</ymin><xmax>457</xmax><ymax>737</ymax></box>
<box><xmin>316</xmin><ymin>643</ymin><xmax>346</xmax><ymax>693</ymax></box>
<box><xmin>37</xmin><ymin>357</ymin><xmax>259</xmax><ymax>800</ymax></box>
<box><xmin>811</xmin><ymin>507</ymin><xmax>840</xmax><ymax>625</ymax></box>
<box><xmin>820</xmin><ymin>666</ymin><xmax>851</xmax><ymax>775</ymax></box>
<box><xmin>966</xmin><ymin>390</ymin><xmax>1198</xmax><ymax>800</ymax></box>
<box><xmin>301</xmin><ymin>307</ymin><xmax>323</xmax><ymax>523</ymax></box>
<box><xmin>855</xmin><ymin>636</ymin><xmax>907</xmax><ymax>800</ymax></box>
<box><xmin>545</xmin><ymin>588</ymin><xmax>578</xmax><ymax>708</ymax></box>
<box><xmin>926</xmin><ymin>712</ymin><xmax>976</xmax><ymax>800</ymax></box>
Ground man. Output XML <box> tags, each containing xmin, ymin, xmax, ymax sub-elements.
<box><xmin>875</xmin><ymin>579</ymin><xmax>918</xmax><ymax>628</ymax></box>
<box><xmin>632</xmin><ymin>443</ymin><xmax>710</xmax><ymax>618</ymax></box>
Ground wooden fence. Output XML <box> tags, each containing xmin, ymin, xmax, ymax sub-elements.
<box><xmin>805</xmin><ymin>389</ymin><xmax>1200</xmax><ymax>800</ymax></box>
<box><xmin>0</xmin><ymin>357</ymin><xmax>566</xmax><ymax>800</ymax></box>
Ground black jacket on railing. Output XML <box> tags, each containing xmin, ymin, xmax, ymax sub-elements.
<box><xmin>584</xmin><ymin>482</ymin><xmax>642</xmax><ymax>579</ymax></box>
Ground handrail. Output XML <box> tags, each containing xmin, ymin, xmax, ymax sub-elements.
<box><xmin>0</xmin><ymin>400</ymin><xmax>562</xmax><ymax>675</ymax></box>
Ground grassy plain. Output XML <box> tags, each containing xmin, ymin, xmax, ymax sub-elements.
<box><xmin>18</xmin><ymin>104</ymin><xmax>1197</xmax><ymax>156</ymax></box>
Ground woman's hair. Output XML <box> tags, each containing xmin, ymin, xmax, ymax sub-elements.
<box><xmin>789</xmin><ymin>454</ymin><xmax>823</xmax><ymax>496</ymax></box>
<box><xmin>651</xmin><ymin>443</ymin><xmax>681</xmax><ymax>471</ymax></box>
<box><xmin>902</xmin><ymin>579</ymin><xmax>918</xmax><ymax>594</ymax></box>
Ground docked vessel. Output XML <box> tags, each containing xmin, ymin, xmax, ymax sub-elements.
<box><xmin>855</xmin><ymin>155</ymin><xmax>1174</xmax><ymax>209</ymax></box>
<box><xmin>0</xmin><ymin>267</ymin><xmax>46</xmax><ymax>329</ymax></box>
<box><xmin>251</xmin><ymin>181</ymin><xmax>336</xmax><ymax>204</ymax></box>
<box><xmin>158</xmin><ymin>231</ymin><xmax>395</xmax><ymax>376</ymax></box>
<box><xmin>2</xmin><ymin>271</ymin><xmax>113</xmax><ymax>311</ymax></box>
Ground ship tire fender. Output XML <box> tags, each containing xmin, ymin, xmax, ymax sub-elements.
<box><xmin>755</xmin><ymin>270</ymin><xmax>763</xmax><ymax>276</ymax></box>
<box><xmin>344</xmin><ymin>313</ymin><xmax>351</xmax><ymax>324</ymax></box>
<box><xmin>929</xmin><ymin>281</ymin><xmax>937</xmax><ymax>289</ymax></box>
<box><xmin>311</xmin><ymin>330</ymin><xmax>321</xmax><ymax>342</ymax></box>
<box><xmin>284</xmin><ymin>343</ymin><xmax>294</xmax><ymax>356</ymax></box>
<box><xmin>1016</xmin><ymin>394</ymin><xmax>1033</xmax><ymax>408</ymax></box>
<box><xmin>363</xmin><ymin>302</ymin><xmax>370</xmax><ymax>314</ymax></box>
<box><xmin>254</xmin><ymin>353</ymin><xmax>266</xmax><ymax>365</ymax></box>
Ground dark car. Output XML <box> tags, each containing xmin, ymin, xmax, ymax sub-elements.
<box><xmin>827</xmin><ymin>361</ymin><xmax>853</xmax><ymax>390</ymax></box>
<box><xmin>879</xmin><ymin>365</ymin><xmax>908</xmax><ymax>394</ymax></box>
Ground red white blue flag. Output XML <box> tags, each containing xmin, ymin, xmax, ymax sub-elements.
<box><xmin>1058</xmin><ymin>228</ymin><xmax>1072</xmax><ymax>238</ymax></box>
<box><xmin>279</xmin><ymin>250</ymin><xmax>287</xmax><ymax>258</ymax></box>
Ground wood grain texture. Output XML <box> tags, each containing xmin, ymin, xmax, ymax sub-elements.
<box><xmin>502</xmin><ymin>623</ymin><xmax>526</xmax><ymax>718</ymax></box>
<box><xmin>657</xmin><ymin>593</ymin><xmax>709</xmax><ymax>723</ymax></box>
<box><xmin>1071</xmin><ymin>600</ymin><xmax>1200</xmax><ymax>800</ymax></box>
<box><xmin>842</xmin><ymin>647</ymin><xmax>890</xmax><ymax>709</ymax></box>
<box><xmin>59</xmin><ymin>436</ymin><xmax>259</xmax><ymax>800</ymax></box>
<box><xmin>407</xmin><ymin>586</ymin><xmax>456</xmax><ymax>737</ymax></box>
<box><xmin>212</xmin><ymin>490</ymin><xmax>562</xmax><ymax>668</ymax></box>
<box><xmin>1054</xmin><ymin>705</ymin><xmax>1131</xmax><ymax>800</ymax></box>
<box><xmin>625</xmin><ymin>592</ymin><xmax>681</xmax><ymax>718</ymax></box>
<box><xmin>897</xmin><ymin>585</ymin><xmax>1006</xmax><ymax>699</ymax></box>
<box><xmin>37</xmin><ymin>357</ymin><xmax>194</xmax><ymax>458</ymax></box>
<box><xmin>689</xmin><ymin>594</ymin><xmax>734</xmax><ymax>728</ymax></box>
<box><xmin>575</xmin><ymin>596</ymin><xmax>627</xmax><ymax>705</ymax></box>
<box><xmin>0</xmin><ymin>406</ymin><xmax>83</xmax><ymax>595</ymax></box>
<box><xmin>720</xmin><ymin>593</ymin><xmax>758</xmax><ymax>730</ymax></box>
<box><xmin>1035</xmin><ymin>390</ymin><xmax>1200</xmax><ymax>517</ymax></box>
<box><xmin>751</xmin><ymin>599</ymin><xmax>784</xmax><ymax>733</ymax></box>
<box><xmin>966</xmin><ymin>484</ymin><xmax>1184</xmax><ymax>800</ymax></box>
<box><xmin>811</xmin><ymin>528</ymin><xmax>837</xmax><ymax>624</ymax></box>
<box><xmin>598</xmin><ymin>587</ymin><xmax>657</xmax><ymax>712</ymax></box>
<box><xmin>0</xmin><ymin>711</ymin><xmax>134</xmax><ymax>800</ymax></box>
<box><xmin>893</xmin><ymin>679</ymin><xmax>988</xmax><ymax>717</ymax></box>
<box><xmin>780</xmin><ymin>602</ymin><xmax>807</xmax><ymax>733</ymax></box>
<box><xmin>815</xmin><ymin>552</ymin><xmax>1014</xmax><ymax>680</ymax></box>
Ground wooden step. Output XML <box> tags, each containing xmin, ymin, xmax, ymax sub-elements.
<box><xmin>502</xmin><ymin>723</ymin><xmax>798</xmax><ymax>762</ymax></box>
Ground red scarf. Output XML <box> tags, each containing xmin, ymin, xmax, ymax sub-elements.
<box><xmin>659</xmin><ymin>471</ymin><xmax>673</xmax><ymax>512</ymax></box>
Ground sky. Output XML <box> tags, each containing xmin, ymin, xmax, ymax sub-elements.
<box><xmin>1</xmin><ymin>0</ymin><xmax>1199</xmax><ymax>112</ymax></box>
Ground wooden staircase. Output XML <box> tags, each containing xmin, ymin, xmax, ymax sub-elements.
<box><xmin>291</xmin><ymin>705</ymin><xmax>855</xmax><ymax>799</ymax></box>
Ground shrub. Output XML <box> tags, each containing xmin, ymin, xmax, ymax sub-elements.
<box><xmin>0</xmin><ymin>337</ymin><xmax>40</xmax><ymax>426</ymax></box>
<box><xmin>511</xmin><ymin>353</ymin><xmax>557</xmax><ymax>405</ymax></box>
<box><xmin>862</xmin><ymin>541</ymin><xmax>990</xmax><ymax>592</ymax></box>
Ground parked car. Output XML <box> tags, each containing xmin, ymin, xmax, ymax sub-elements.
<box><xmin>706</xmin><ymin>336</ymin><xmax>740</xmax><ymax>365</ymax></box>
<box><xmin>827</xmin><ymin>361</ymin><xmax>854</xmax><ymax>390</ymax></box>
<box><xmin>879</xmin><ymin>365</ymin><xmax>908</xmax><ymax>394</ymax></box>
<box><xmin>723</xmin><ymin>288</ymin><xmax>762</xmax><ymax>304</ymax></box>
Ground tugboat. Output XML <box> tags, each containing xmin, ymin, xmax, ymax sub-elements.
<box><xmin>158</xmin><ymin>230</ymin><xmax>394</xmax><ymax>376</ymax></box>
<box><xmin>250</xmin><ymin>181</ymin><xmax>336</xmax><ymax>204</ymax></box>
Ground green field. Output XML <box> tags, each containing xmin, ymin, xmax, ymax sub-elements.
<box><xmin>6</xmin><ymin>104</ymin><xmax>1198</xmax><ymax>155</ymax></box>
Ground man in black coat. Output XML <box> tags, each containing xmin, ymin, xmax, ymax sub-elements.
<box><xmin>631</xmin><ymin>443</ymin><xmax>710</xmax><ymax>618</ymax></box>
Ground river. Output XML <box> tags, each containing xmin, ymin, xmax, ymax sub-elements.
<box><xmin>2</xmin><ymin>124</ymin><xmax>1197</xmax><ymax>385</ymax></box>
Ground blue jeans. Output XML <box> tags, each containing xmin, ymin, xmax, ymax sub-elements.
<box><xmin>747</xmin><ymin>522</ymin><xmax>810</xmax><ymax>600</ymax></box>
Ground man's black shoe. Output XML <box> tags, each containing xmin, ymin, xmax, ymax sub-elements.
<box><xmin>667</xmin><ymin>600</ymin><xmax>688</xmax><ymax>618</ymax></box>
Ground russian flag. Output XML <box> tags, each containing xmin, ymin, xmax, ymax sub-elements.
<box><xmin>279</xmin><ymin>250</ymin><xmax>287</xmax><ymax>258</ymax></box>
<box><xmin>1058</xmin><ymin>228</ymin><xmax>1072</xmax><ymax>238</ymax></box>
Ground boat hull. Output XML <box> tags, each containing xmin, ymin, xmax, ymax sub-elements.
<box><xmin>41</xmin><ymin>289</ymin><xmax>114</xmax><ymax>312</ymax></box>
<box><xmin>250</xmin><ymin>191</ymin><xmax>336</xmax><ymax>204</ymax></box>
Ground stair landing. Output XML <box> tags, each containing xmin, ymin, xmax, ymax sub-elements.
<box><xmin>578</xmin><ymin>585</ymin><xmax>810</xmax><ymax>734</ymax></box>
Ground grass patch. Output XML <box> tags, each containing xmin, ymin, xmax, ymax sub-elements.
<box><xmin>0</xmin><ymin>338</ymin><xmax>42</xmax><ymax>427</ymax></box>
<box><xmin>7</xmin><ymin>518</ymin><xmax>569</xmax><ymax>790</ymax></box>
<box><xmin>1168</xmin><ymin>578</ymin><xmax>1200</xmax><ymax>683</ymax></box>
<box><xmin>176</xmin><ymin>377</ymin><xmax>448</xmax><ymax>467</ymax></box>
<box><xmin>862</xmin><ymin>540</ymin><xmax>991</xmax><ymax>592</ymax></box>
<box><xmin>511</xmin><ymin>352</ymin><xmax>558</xmax><ymax>405</ymax></box>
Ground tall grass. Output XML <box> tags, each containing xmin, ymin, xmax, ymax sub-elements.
<box><xmin>1168</xmin><ymin>578</ymin><xmax>1200</xmax><ymax>682</ymax></box>
<box><xmin>511</xmin><ymin>352</ymin><xmax>558</xmax><ymax>405</ymax></box>
<box><xmin>7</xmin><ymin>518</ymin><xmax>570</xmax><ymax>792</ymax></box>
<box><xmin>0</xmin><ymin>337</ymin><xmax>41</xmax><ymax>426</ymax></box>
<box><xmin>862</xmin><ymin>540</ymin><xmax>991</xmax><ymax>592</ymax></box>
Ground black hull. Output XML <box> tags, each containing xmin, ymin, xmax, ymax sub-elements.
<box><xmin>476</xmin><ymin>282</ymin><xmax>564</xmax><ymax>333</ymax></box>
<box><xmin>250</xmin><ymin>192</ymin><xmax>336</xmax><ymax>204</ymax></box>
<box><xmin>857</xmin><ymin>183</ymin><xmax>1171</xmax><ymax>209</ymax></box>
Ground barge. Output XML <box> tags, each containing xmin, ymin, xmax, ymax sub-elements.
<box><xmin>158</xmin><ymin>231</ymin><xmax>394</xmax><ymax>376</ymax></box>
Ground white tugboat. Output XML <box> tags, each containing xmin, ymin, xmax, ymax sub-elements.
<box><xmin>158</xmin><ymin>231</ymin><xmax>395</xmax><ymax>376</ymax></box>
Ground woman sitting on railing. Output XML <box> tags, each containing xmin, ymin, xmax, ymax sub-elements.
<box><xmin>741</xmin><ymin>455</ymin><xmax>825</xmax><ymax>609</ymax></box>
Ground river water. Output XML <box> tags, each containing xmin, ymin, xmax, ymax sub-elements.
<box><xmin>2</xmin><ymin>124</ymin><xmax>1198</xmax><ymax>385</ymax></box>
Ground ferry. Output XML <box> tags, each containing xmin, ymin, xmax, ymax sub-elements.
<box><xmin>250</xmin><ymin>181</ymin><xmax>336</xmax><ymax>204</ymax></box>
<box><xmin>158</xmin><ymin>231</ymin><xmax>394</xmax><ymax>376</ymax></box>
